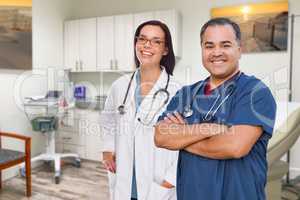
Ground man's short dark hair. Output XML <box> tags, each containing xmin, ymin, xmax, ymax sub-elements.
<box><xmin>200</xmin><ymin>17</ymin><xmax>241</xmax><ymax>45</ymax></box>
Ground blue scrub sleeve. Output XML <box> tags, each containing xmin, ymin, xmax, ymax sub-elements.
<box><xmin>228</xmin><ymin>81</ymin><xmax>276</xmax><ymax>137</ymax></box>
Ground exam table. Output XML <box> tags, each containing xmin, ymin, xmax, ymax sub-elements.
<box><xmin>266</xmin><ymin>102</ymin><xmax>300</xmax><ymax>200</ymax></box>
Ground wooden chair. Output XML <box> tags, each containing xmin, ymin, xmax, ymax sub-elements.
<box><xmin>0</xmin><ymin>132</ymin><xmax>31</xmax><ymax>197</ymax></box>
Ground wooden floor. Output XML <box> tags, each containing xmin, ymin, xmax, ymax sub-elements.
<box><xmin>0</xmin><ymin>160</ymin><xmax>110</xmax><ymax>200</ymax></box>
<box><xmin>1</xmin><ymin>160</ymin><xmax>299</xmax><ymax>200</ymax></box>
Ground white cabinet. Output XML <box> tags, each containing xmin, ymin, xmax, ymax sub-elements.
<box><xmin>56</xmin><ymin>109</ymin><xmax>103</xmax><ymax>161</ymax></box>
<box><xmin>97</xmin><ymin>16</ymin><xmax>114</xmax><ymax>70</ymax></box>
<box><xmin>79</xmin><ymin>18</ymin><xmax>97</xmax><ymax>71</ymax></box>
<box><xmin>154</xmin><ymin>9</ymin><xmax>182</xmax><ymax>58</ymax></box>
<box><xmin>64</xmin><ymin>18</ymin><xmax>97</xmax><ymax>72</ymax></box>
<box><xmin>97</xmin><ymin>14</ymin><xmax>135</xmax><ymax>71</ymax></box>
<box><xmin>64</xmin><ymin>20</ymin><xmax>79</xmax><ymax>71</ymax></box>
<box><xmin>114</xmin><ymin>14</ymin><xmax>135</xmax><ymax>71</ymax></box>
<box><xmin>56</xmin><ymin>113</ymin><xmax>87</xmax><ymax>158</ymax></box>
<box><xmin>64</xmin><ymin>9</ymin><xmax>182</xmax><ymax>72</ymax></box>
<box><xmin>84</xmin><ymin>112</ymin><xmax>103</xmax><ymax>161</ymax></box>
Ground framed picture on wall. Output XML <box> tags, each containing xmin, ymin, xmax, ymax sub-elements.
<box><xmin>0</xmin><ymin>0</ymin><xmax>32</xmax><ymax>70</ymax></box>
<box><xmin>211</xmin><ymin>1</ymin><xmax>288</xmax><ymax>53</ymax></box>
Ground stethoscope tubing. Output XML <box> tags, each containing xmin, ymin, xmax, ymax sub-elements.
<box><xmin>118</xmin><ymin>70</ymin><xmax>170</xmax><ymax>118</ymax></box>
<box><xmin>183</xmin><ymin>72</ymin><xmax>241</xmax><ymax>120</ymax></box>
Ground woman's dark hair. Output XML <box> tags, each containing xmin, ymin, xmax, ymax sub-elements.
<box><xmin>134</xmin><ymin>20</ymin><xmax>175</xmax><ymax>75</ymax></box>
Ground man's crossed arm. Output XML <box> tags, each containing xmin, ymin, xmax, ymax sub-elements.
<box><xmin>154</xmin><ymin>112</ymin><xmax>263</xmax><ymax>159</ymax></box>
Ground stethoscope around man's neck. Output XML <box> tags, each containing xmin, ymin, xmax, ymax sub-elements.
<box><xmin>183</xmin><ymin>71</ymin><xmax>241</xmax><ymax>121</ymax></box>
<box><xmin>117</xmin><ymin>69</ymin><xmax>170</xmax><ymax>118</ymax></box>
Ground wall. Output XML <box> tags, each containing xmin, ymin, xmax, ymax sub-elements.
<box><xmin>288</xmin><ymin>1</ymin><xmax>300</xmax><ymax>178</ymax></box>
<box><xmin>69</xmin><ymin>0</ymin><xmax>300</xmax><ymax>178</ymax></box>
<box><xmin>0</xmin><ymin>0</ymin><xmax>74</xmax><ymax>180</ymax></box>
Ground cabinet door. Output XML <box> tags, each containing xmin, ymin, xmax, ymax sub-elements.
<box><xmin>64</xmin><ymin>20</ymin><xmax>79</xmax><ymax>71</ymax></box>
<box><xmin>155</xmin><ymin>9</ymin><xmax>182</xmax><ymax>58</ymax></box>
<box><xmin>97</xmin><ymin>16</ymin><xmax>114</xmax><ymax>70</ymax></box>
<box><xmin>79</xmin><ymin>18</ymin><xmax>97</xmax><ymax>72</ymax></box>
<box><xmin>85</xmin><ymin>129</ymin><xmax>103</xmax><ymax>161</ymax></box>
<box><xmin>114</xmin><ymin>14</ymin><xmax>135</xmax><ymax>71</ymax></box>
<box><xmin>83</xmin><ymin>113</ymin><xmax>102</xmax><ymax>161</ymax></box>
<box><xmin>59</xmin><ymin>130</ymin><xmax>86</xmax><ymax>146</ymax></box>
<box><xmin>133</xmin><ymin>11</ymin><xmax>154</xmax><ymax>33</ymax></box>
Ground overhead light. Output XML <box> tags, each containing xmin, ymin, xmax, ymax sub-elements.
<box><xmin>241</xmin><ymin>6</ymin><xmax>251</xmax><ymax>14</ymax></box>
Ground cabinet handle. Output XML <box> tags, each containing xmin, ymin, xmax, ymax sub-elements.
<box><xmin>75</xmin><ymin>61</ymin><xmax>78</xmax><ymax>71</ymax></box>
<box><xmin>62</xmin><ymin>137</ymin><xmax>72</xmax><ymax>140</ymax></box>
<box><xmin>115</xmin><ymin>59</ymin><xmax>118</xmax><ymax>70</ymax></box>
<box><xmin>80</xmin><ymin>60</ymin><xmax>83</xmax><ymax>70</ymax></box>
<box><xmin>111</xmin><ymin>59</ymin><xmax>117</xmax><ymax>70</ymax></box>
<box><xmin>110</xmin><ymin>59</ymin><xmax>113</xmax><ymax>70</ymax></box>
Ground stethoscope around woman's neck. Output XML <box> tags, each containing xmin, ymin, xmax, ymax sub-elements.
<box><xmin>182</xmin><ymin>71</ymin><xmax>242</xmax><ymax>121</ymax></box>
<box><xmin>117</xmin><ymin>69</ymin><xmax>170</xmax><ymax>117</ymax></box>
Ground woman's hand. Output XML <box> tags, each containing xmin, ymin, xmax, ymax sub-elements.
<box><xmin>161</xmin><ymin>180</ymin><xmax>174</xmax><ymax>189</ymax></box>
<box><xmin>102</xmin><ymin>152</ymin><xmax>116</xmax><ymax>173</ymax></box>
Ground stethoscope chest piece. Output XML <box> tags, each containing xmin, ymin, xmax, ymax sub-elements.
<box><xmin>183</xmin><ymin>105</ymin><xmax>193</xmax><ymax>118</ymax></box>
<box><xmin>118</xmin><ymin>70</ymin><xmax>170</xmax><ymax>123</ymax></box>
<box><xmin>118</xmin><ymin>104</ymin><xmax>126</xmax><ymax>115</ymax></box>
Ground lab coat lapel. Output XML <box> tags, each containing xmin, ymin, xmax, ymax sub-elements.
<box><xmin>137</xmin><ymin>68</ymin><xmax>169</xmax><ymax>126</ymax></box>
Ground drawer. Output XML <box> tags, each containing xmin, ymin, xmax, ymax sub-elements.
<box><xmin>60</xmin><ymin>117</ymin><xmax>99</xmax><ymax>132</ymax></box>
<box><xmin>85</xmin><ymin>134</ymin><xmax>103</xmax><ymax>161</ymax></box>
<box><xmin>56</xmin><ymin>130</ymin><xmax>86</xmax><ymax>145</ymax></box>
<box><xmin>80</xmin><ymin>121</ymin><xmax>101</xmax><ymax>137</ymax></box>
<box><xmin>60</xmin><ymin>117</ymin><xmax>80</xmax><ymax>132</ymax></box>
<box><xmin>55</xmin><ymin>142</ymin><xmax>63</xmax><ymax>153</ymax></box>
<box><xmin>62</xmin><ymin>144</ymin><xmax>86</xmax><ymax>158</ymax></box>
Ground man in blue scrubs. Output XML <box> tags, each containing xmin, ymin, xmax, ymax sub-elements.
<box><xmin>155</xmin><ymin>18</ymin><xmax>276</xmax><ymax>200</ymax></box>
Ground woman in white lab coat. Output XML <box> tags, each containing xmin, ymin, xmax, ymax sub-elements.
<box><xmin>100</xmin><ymin>20</ymin><xmax>181</xmax><ymax>200</ymax></box>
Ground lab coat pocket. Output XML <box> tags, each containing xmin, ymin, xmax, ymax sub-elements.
<box><xmin>147</xmin><ymin>181</ymin><xmax>176</xmax><ymax>200</ymax></box>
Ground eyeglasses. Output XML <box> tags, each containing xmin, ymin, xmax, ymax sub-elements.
<box><xmin>136</xmin><ymin>36</ymin><xmax>165</xmax><ymax>47</ymax></box>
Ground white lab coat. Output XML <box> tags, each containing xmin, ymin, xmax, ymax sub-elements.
<box><xmin>100</xmin><ymin>68</ymin><xmax>181</xmax><ymax>200</ymax></box>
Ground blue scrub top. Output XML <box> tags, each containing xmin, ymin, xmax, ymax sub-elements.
<box><xmin>131</xmin><ymin>70</ymin><xmax>142</xmax><ymax>199</ymax></box>
<box><xmin>157</xmin><ymin>72</ymin><xmax>277</xmax><ymax>200</ymax></box>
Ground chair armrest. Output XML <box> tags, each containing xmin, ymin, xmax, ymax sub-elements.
<box><xmin>0</xmin><ymin>132</ymin><xmax>31</xmax><ymax>156</ymax></box>
<box><xmin>0</xmin><ymin>132</ymin><xmax>31</xmax><ymax>141</ymax></box>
